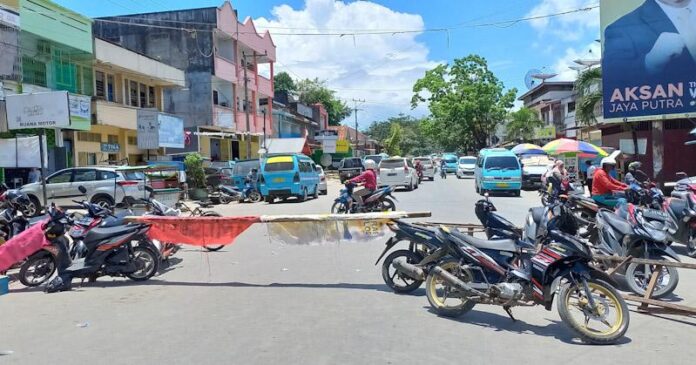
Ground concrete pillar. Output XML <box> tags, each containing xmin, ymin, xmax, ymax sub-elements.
<box><xmin>652</xmin><ymin>121</ymin><xmax>664</xmax><ymax>181</ymax></box>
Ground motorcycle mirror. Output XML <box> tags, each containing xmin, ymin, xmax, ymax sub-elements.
<box><xmin>78</xmin><ymin>185</ymin><xmax>87</xmax><ymax>194</ymax></box>
<box><xmin>676</xmin><ymin>172</ymin><xmax>688</xmax><ymax>179</ymax></box>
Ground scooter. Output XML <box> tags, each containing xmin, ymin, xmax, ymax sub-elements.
<box><xmin>665</xmin><ymin>181</ymin><xmax>696</xmax><ymax>257</ymax></box>
<box><xmin>331</xmin><ymin>182</ymin><xmax>396</xmax><ymax>214</ymax></box>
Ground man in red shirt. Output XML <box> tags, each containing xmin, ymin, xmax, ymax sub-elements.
<box><xmin>591</xmin><ymin>157</ymin><xmax>627</xmax><ymax>208</ymax></box>
<box><xmin>349</xmin><ymin>159</ymin><xmax>378</xmax><ymax>208</ymax></box>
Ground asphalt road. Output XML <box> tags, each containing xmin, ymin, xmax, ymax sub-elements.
<box><xmin>2</xmin><ymin>176</ymin><xmax>696</xmax><ymax>364</ymax></box>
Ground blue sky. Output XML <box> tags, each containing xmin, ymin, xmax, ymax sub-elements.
<box><xmin>55</xmin><ymin>0</ymin><xmax>601</xmax><ymax>126</ymax></box>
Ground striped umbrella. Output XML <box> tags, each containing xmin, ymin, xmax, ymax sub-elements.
<box><xmin>542</xmin><ymin>138</ymin><xmax>608</xmax><ymax>157</ymax></box>
<box><xmin>511</xmin><ymin>143</ymin><xmax>546</xmax><ymax>155</ymax></box>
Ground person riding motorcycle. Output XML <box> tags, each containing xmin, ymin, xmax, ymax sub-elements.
<box><xmin>591</xmin><ymin>156</ymin><xmax>628</xmax><ymax>208</ymax></box>
<box><xmin>348</xmin><ymin>159</ymin><xmax>378</xmax><ymax>209</ymax></box>
<box><xmin>624</xmin><ymin>161</ymin><xmax>649</xmax><ymax>185</ymax></box>
<box><xmin>243</xmin><ymin>169</ymin><xmax>259</xmax><ymax>199</ymax></box>
<box><xmin>415</xmin><ymin>160</ymin><xmax>424</xmax><ymax>181</ymax></box>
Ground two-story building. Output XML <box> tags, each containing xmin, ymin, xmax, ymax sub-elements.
<box><xmin>518</xmin><ymin>81</ymin><xmax>578</xmax><ymax>141</ymax></box>
<box><xmin>93</xmin><ymin>1</ymin><xmax>275</xmax><ymax>161</ymax></box>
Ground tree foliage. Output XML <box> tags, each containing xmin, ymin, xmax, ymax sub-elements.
<box><xmin>296</xmin><ymin>78</ymin><xmax>352</xmax><ymax>126</ymax></box>
<box><xmin>575</xmin><ymin>67</ymin><xmax>602</xmax><ymax>126</ymax></box>
<box><xmin>184</xmin><ymin>153</ymin><xmax>206</xmax><ymax>189</ymax></box>
<box><xmin>412</xmin><ymin>55</ymin><xmax>516</xmax><ymax>151</ymax></box>
<box><xmin>505</xmin><ymin>107</ymin><xmax>543</xmax><ymax>141</ymax></box>
<box><xmin>274</xmin><ymin>71</ymin><xmax>296</xmax><ymax>93</ymax></box>
<box><xmin>364</xmin><ymin>114</ymin><xmax>437</xmax><ymax>156</ymax></box>
<box><xmin>384</xmin><ymin>123</ymin><xmax>403</xmax><ymax>156</ymax></box>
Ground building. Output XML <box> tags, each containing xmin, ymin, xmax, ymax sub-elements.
<box><xmin>518</xmin><ymin>81</ymin><xmax>578</xmax><ymax>141</ymax></box>
<box><xmin>93</xmin><ymin>1</ymin><xmax>276</xmax><ymax>160</ymax></box>
<box><xmin>79</xmin><ymin>38</ymin><xmax>186</xmax><ymax>165</ymax></box>
<box><xmin>270</xmin><ymin>91</ymin><xmax>329</xmax><ymax>148</ymax></box>
<box><xmin>328</xmin><ymin>125</ymin><xmax>380</xmax><ymax>156</ymax></box>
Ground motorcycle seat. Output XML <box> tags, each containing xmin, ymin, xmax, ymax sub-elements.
<box><xmin>529</xmin><ymin>207</ymin><xmax>545</xmax><ymax>225</ymax></box>
<box><xmin>600</xmin><ymin>211</ymin><xmax>633</xmax><ymax>236</ymax></box>
<box><xmin>451</xmin><ymin>230</ymin><xmax>517</xmax><ymax>252</ymax></box>
<box><xmin>668</xmin><ymin>198</ymin><xmax>687</xmax><ymax>217</ymax></box>
<box><xmin>101</xmin><ymin>211</ymin><xmax>129</xmax><ymax>228</ymax></box>
<box><xmin>84</xmin><ymin>225</ymin><xmax>138</xmax><ymax>244</ymax></box>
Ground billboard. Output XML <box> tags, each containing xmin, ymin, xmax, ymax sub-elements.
<box><xmin>5</xmin><ymin>91</ymin><xmax>70</xmax><ymax>129</ymax></box>
<box><xmin>137</xmin><ymin>110</ymin><xmax>184</xmax><ymax>149</ymax></box>
<box><xmin>68</xmin><ymin>94</ymin><xmax>91</xmax><ymax>131</ymax></box>
<box><xmin>601</xmin><ymin>0</ymin><xmax>696</xmax><ymax>122</ymax></box>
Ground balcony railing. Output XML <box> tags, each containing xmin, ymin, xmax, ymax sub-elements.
<box><xmin>214</xmin><ymin>56</ymin><xmax>237</xmax><ymax>83</ymax></box>
<box><xmin>93</xmin><ymin>100</ymin><xmax>138</xmax><ymax>130</ymax></box>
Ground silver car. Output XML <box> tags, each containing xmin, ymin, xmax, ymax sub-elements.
<box><xmin>20</xmin><ymin>167</ymin><xmax>146</xmax><ymax>215</ymax></box>
<box><xmin>378</xmin><ymin>157</ymin><xmax>419</xmax><ymax>191</ymax></box>
<box><xmin>317</xmin><ymin>166</ymin><xmax>328</xmax><ymax>195</ymax></box>
<box><xmin>413</xmin><ymin>157</ymin><xmax>435</xmax><ymax>181</ymax></box>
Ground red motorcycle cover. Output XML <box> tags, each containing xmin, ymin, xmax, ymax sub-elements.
<box><xmin>0</xmin><ymin>220</ymin><xmax>50</xmax><ymax>272</ymax></box>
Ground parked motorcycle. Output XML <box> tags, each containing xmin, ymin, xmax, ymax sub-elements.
<box><xmin>331</xmin><ymin>182</ymin><xmax>396</xmax><ymax>214</ymax></box>
<box><xmin>666</xmin><ymin>177</ymin><xmax>696</xmax><ymax>257</ymax></box>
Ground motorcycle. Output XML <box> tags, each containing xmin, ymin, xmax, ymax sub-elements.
<box><xmin>595</xmin><ymin>202</ymin><xmax>680</xmax><ymax>299</ymax></box>
<box><xmin>214</xmin><ymin>184</ymin><xmax>243</xmax><ymax>204</ymax></box>
<box><xmin>440</xmin><ymin>166</ymin><xmax>447</xmax><ymax>179</ymax></box>
<box><xmin>474</xmin><ymin>195</ymin><xmax>522</xmax><ymax>239</ymax></box>
<box><xmin>44</xmin><ymin>203</ymin><xmax>160</xmax><ymax>293</ymax></box>
<box><xmin>331</xmin><ymin>182</ymin><xmax>396</xmax><ymax>214</ymax></box>
<box><xmin>666</xmin><ymin>181</ymin><xmax>696</xmax><ymax>257</ymax></box>
<box><xmin>408</xmin><ymin>221</ymin><xmax>628</xmax><ymax>344</ymax></box>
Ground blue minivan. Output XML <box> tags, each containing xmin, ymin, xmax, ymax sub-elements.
<box><xmin>259</xmin><ymin>154</ymin><xmax>321</xmax><ymax>203</ymax></box>
<box><xmin>442</xmin><ymin>153</ymin><xmax>458</xmax><ymax>173</ymax></box>
<box><xmin>474</xmin><ymin>148</ymin><xmax>522</xmax><ymax>196</ymax></box>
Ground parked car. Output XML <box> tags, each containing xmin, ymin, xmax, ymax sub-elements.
<box><xmin>413</xmin><ymin>157</ymin><xmax>435</xmax><ymax>181</ymax></box>
<box><xmin>230</xmin><ymin>159</ymin><xmax>261</xmax><ymax>190</ymax></box>
<box><xmin>317</xmin><ymin>166</ymin><xmax>328</xmax><ymax>195</ymax></box>
<box><xmin>441</xmin><ymin>153</ymin><xmax>458</xmax><ymax>173</ymax></box>
<box><xmin>259</xmin><ymin>154</ymin><xmax>321</xmax><ymax>203</ymax></box>
<box><xmin>20</xmin><ymin>167</ymin><xmax>145</xmax><ymax>215</ymax></box>
<box><xmin>456</xmin><ymin>156</ymin><xmax>477</xmax><ymax>178</ymax></box>
<box><xmin>378</xmin><ymin>157</ymin><xmax>419</xmax><ymax>191</ymax></box>
<box><xmin>363</xmin><ymin>153</ymin><xmax>388</xmax><ymax>166</ymax></box>
<box><xmin>338</xmin><ymin>157</ymin><xmax>365</xmax><ymax>183</ymax></box>
<box><xmin>204</xmin><ymin>167</ymin><xmax>234</xmax><ymax>189</ymax></box>
<box><xmin>474</xmin><ymin>148</ymin><xmax>522</xmax><ymax>196</ymax></box>
<box><xmin>519</xmin><ymin>154</ymin><xmax>553</xmax><ymax>189</ymax></box>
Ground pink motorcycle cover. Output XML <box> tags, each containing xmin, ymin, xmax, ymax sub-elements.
<box><xmin>0</xmin><ymin>220</ymin><xmax>50</xmax><ymax>272</ymax></box>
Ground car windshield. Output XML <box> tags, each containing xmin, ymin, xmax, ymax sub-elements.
<box><xmin>485</xmin><ymin>156</ymin><xmax>519</xmax><ymax>170</ymax></box>
<box><xmin>342</xmin><ymin>159</ymin><xmax>362</xmax><ymax>168</ymax></box>
<box><xmin>233</xmin><ymin>161</ymin><xmax>260</xmax><ymax>176</ymax></box>
<box><xmin>459</xmin><ymin>158</ymin><xmax>476</xmax><ymax>164</ymax></box>
<box><xmin>380</xmin><ymin>159</ymin><xmax>404</xmax><ymax>169</ymax></box>
<box><xmin>520</xmin><ymin>155</ymin><xmax>551</xmax><ymax>166</ymax></box>
<box><xmin>443</xmin><ymin>156</ymin><xmax>457</xmax><ymax>163</ymax></box>
<box><xmin>265</xmin><ymin>161</ymin><xmax>295</xmax><ymax>172</ymax></box>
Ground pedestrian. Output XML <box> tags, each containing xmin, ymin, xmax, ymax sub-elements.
<box><xmin>28</xmin><ymin>167</ymin><xmax>40</xmax><ymax>184</ymax></box>
<box><xmin>585</xmin><ymin>160</ymin><xmax>597</xmax><ymax>195</ymax></box>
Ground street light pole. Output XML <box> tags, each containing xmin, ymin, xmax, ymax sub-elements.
<box><xmin>262</xmin><ymin>109</ymin><xmax>267</xmax><ymax>149</ymax></box>
<box><xmin>242</xmin><ymin>51</ymin><xmax>251</xmax><ymax>159</ymax></box>
<box><xmin>351</xmin><ymin>98</ymin><xmax>365</xmax><ymax>157</ymax></box>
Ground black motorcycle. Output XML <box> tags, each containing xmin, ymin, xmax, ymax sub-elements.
<box><xmin>332</xmin><ymin>182</ymin><xmax>396</xmax><ymax>214</ymax></box>
<box><xmin>44</xmin><ymin>204</ymin><xmax>160</xmax><ymax>293</ymax></box>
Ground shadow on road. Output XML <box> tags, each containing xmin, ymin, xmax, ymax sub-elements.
<box><xmin>432</xmin><ymin>308</ymin><xmax>633</xmax><ymax>345</ymax></box>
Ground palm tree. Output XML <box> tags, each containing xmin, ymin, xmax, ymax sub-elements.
<box><xmin>574</xmin><ymin>67</ymin><xmax>602</xmax><ymax>126</ymax></box>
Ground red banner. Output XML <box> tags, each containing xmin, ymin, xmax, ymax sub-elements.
<box><xmin>137</xmin><ymin>216</ymin><xmax>260</xmax><ymax>246</ymax></box>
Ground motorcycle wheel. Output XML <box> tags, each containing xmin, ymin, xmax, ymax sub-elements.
<box><xmin>248</xmin><ymin>191</ymin><xmax>263</xmax><ymax>203</ymax></box>
<box><xmin>219</xmin><ymin>194</ymin><xmax>232</xmax><ymax>204</ymax></box>
<box><xmin>381</xmin><ymin>249</ymin><xmax>423</xmax><ymax>293</ymax></box>
<box><xmin>19</xmin><ymin>252</ymin><xmax>57</xmax><ymax>287</ymax></box>
<box><xmin>331</xmin><ymin>201</ymin><xmax>349</xmax><ymax>214</ymax></box>
<box><xmin>624</xmin><ymin>256</ymin><xmax>679</xmax><ymax>299</ymax></box>
<box><xmin>425</xmin><ymin>258</ymin><xmax>476</xmax><ymax>318</ymax></box>
<box><xmin>126</xmin><ymin>246</ymin><xmax>159</xmax><ymax>281</ymax></box>
<box><xmin>557</xmin><ymin>278</ymin><xmax>629</xmax><ymax>345</ymax></box>
<box><xmin>379</xmin><ymin>198</ymin><xmax>396</xmax><ymax>212</ymax></box>
<box><xmin>200</xmin><ymin>211</ymin><xmax>225</xmax><ymax>251</ymax></box>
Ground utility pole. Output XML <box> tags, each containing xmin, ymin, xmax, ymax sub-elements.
<box><xmin>351</xmin><ymin>98</ymin><xmax>365</xmax><ymax>157</ymax></box>
<box><xmin>241</xmin><ymin>50</ymin><xmax>268</xmax><ymax>159</ymax></box>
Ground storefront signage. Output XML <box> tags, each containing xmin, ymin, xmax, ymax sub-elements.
<box><xmin>5</xmin><ymin>91</ymin><xmax>70</xmax><ymax>130</ymax></box>
<box><xmin>534</xmin><ymin>126</ymin><xmax>556</xmax><ymax>140</ymax></box>
<box><xmin>336</xmin><ymin>139</ymin><xmax>350</xmax><ymax>153</ymax></box>
<box><xmin>137</xmin><ymin>110</ymin><xmax>185</xmax><ymax>149</ymax></box>
<box><xmin>100</xmin><ymin>142</ymin><xmax>120</xmax><ymax>153</ymax></box>
<box><xmin>601</xmin><ymin>0</ymin><xmax>696</xmax><ymax>121</ymax></box>
<box><xmin>68</xmin><ymin>93</ymin><xmax>91</xmax><ymax>131</ymax></box>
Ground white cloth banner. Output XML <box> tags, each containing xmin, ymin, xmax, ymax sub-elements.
<box><xmin>0</xmin><ymin>136</ymin><xmax>48</xmax><ymax>168</ymax></box>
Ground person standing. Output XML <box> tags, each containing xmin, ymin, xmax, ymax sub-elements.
<box><xmin>27</xmin><ymin>167</ymin><xmax>41</xmax><ymax>184</ymax></box>
<box><xmin>585</xmin><ymin>160</ymin><xmax>597</xmax><ymax>195</ymax></box>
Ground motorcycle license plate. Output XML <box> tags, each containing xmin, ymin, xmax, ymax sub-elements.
<box><xmin>496</xmin><ymin>183</ymin><xmax>509</xmax><ymax>188</ymax></box>
<box><xmin>273</xmin><ymin>178</ymin><xmax>285</xmax><ymax>183</ymax></box>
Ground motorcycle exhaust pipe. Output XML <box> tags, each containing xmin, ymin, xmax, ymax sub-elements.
<box><xmin>430</xmin><ymin>265</ymin><xmax>489</xmax><ymax>298</ymax></box>
<box><xmin>392</xmin><ymin>257</ymin><xmax>425</xmax><ymax>281</ymax></box>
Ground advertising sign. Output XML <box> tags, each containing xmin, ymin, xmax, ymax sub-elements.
<box><xmin>68</xmin><ymin>94</ymin><xmax>91</xmax><ymax>131</ymax></box>
<box><xmin>137</xmin><ymin>109</ymin><xmax>159</xmax><ymax>150</ymax></box>
<box><xmin>5</xmin><ymin>91</ymin><xmax>70</xmax><ymax>129</ymax></box>
<box><xmin>534</xmin><ymin>126</ymin><xmax>556</xmax><ymax>140</ymax></box>
<box><xmin>158</xmin><ymin>114</ymin><xmax>184</xmax><ymax>148</ymax></box>
<box><xmin>601</xmin><ymin>0</ymin><xmax>696</xmax><ymax>121</ymax></box>
<box><xmin>100</xmin><ymin>143</ymin><xmax>120</xmax><ymax>153</ymax></box>
<box><xmin>336</xmin><ymin>139</ymin><xmax>350</xmax><ymax>153</ymax></box>
<box><xmin>0</xmin><ymin>136</ymin><xmax>48</xmax><ymax>168</ymax></box>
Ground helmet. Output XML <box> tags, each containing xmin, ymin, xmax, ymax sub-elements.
<box><xmin>600</xmin><ymin>156</ymin><xmax>617</xmax><ymax>166</ymax></box>
<box><xmin>628</xmin><ymin>161</ymin><xmax>642</xmax><ymax>171</ymax></box>
<box><xmin>364</xmin><ymin>159</ymin><xmax>377</xmax><ymax>170</ymax></box>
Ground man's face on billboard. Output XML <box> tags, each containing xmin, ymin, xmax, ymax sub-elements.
<box><xmin>657</xmin><ymin>0</ymin><xmax>691</xmax><ymax>7</ymax></box>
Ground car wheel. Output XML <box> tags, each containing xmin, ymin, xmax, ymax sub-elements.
<box><xmin>25</xmin><ymin>196</ymin><xmax>41</xmax><ymax>217</ymax></box>
<box><xmin>313</xmin><ymin>185</ymin><xmax>319</xmax><ymax>199</ymax></box>
<box><xmin>92</xmin><ymin>195</ymin><xmax>114</xmax><ymax>209</ymax></box>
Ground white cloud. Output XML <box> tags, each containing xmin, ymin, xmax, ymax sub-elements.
<box><xmin>527</xmin><ymin>0</ymin><xmax>599</xmax><ymax>41</ymax></box>
<box><xmin>551</xmin><ymin>41</ymin><xmax>601</xmax><ymax>81</ymax></box>
<box><xmin>254</xmin><ymin>0</ymin><xmax>440</xmax><ymax>126</ymax></box>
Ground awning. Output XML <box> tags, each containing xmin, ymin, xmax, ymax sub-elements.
<box><xmin>265</xmin><ymin>138</ymin><xmax>311</xmax><ymax>155</ymax></box>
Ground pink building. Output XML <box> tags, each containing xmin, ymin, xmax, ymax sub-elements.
<box><xmin>94</xmin><ymin>1</ymin><xmax>276</xmax><ymax>159</ymax></box>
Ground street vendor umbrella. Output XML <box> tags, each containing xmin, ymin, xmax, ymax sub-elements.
<box><xmin>511</xmin><ymin>143</ymin><xmax>546</xmax><ymax>155</ymax></box>
<box><xmin>542</xmin><ymin>138</ymin><xmax>608</xmax><ymax>157</ymax></box>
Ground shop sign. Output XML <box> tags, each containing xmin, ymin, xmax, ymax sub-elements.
<box><xmin>100</xmin><ymin>143</ymin><xmax>120</xmax><ymax>153</ymax></box>
<box><xmin>5</xmin><ymin>91</ymin><xmax>70</xmax><ymax>130</ymax></box>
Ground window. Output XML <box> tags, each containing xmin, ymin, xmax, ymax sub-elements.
<box><xmin>477</xmin><ymin>157</ymin><xmax>484</xmax><ymax>168</ymax></box>
<box><xmin>213</xmin><ymin>90</ymin><xmax>219</xmax><ymax>105</ymax></box>
<box><xmin>567</xmin><ymin>101</ymin><xmax>576</xmax><ymax>113</ymax></box>
<box><xmin>233</xmin><ymin>160</ymin><xmax>260</xmax><ymax>176</ymax></box>
<box><xmin>95</xmin><ymin>71</ymin><xmax>115</xmax><ymax>101</ymax></box>
<box><xmin>129</xmin><ymin>80</ymin><xmax>138</xmax><ymax>107</ymax></box>
<box><xmin>128</xmin><ymin>136</ymin><xmax>137</xmax><ymax>146</ymax></box>
<box><xmin>124</xmin><ymin>171</ymin><xmax>145</xmax><ymax>180</ymax></box>
<box><xmin>484</xmin><ymin>156</ymin><xmax>520</xmax><ymax>170</ymax></box>
<box><xmin>459</xmin><ymin>158</ymin><xmax>476</xmax><ymax>164</ymax></box>
<box><xmin>265</xmin><ymin>161</ymin><xmax>295</xmax><ymax>172</ymax></box>
<box><xmin>148</xmin><ymin>86</ymin><xmax>156</xmax><ymax>108</ymax></box>
<box><xmin>341</xmin><ymin>158</ymin><xmax>363</xmax><ymax>169</ymax></box>
<box><xmin>98</xmin><ymin>171</ymin><xmax>117</xmax><ymax>180</ymax></box>
<box><xmin>126</xmin><ymin>79</ymin><xmax>156</xmax><ymax>107</ymax></box>
<box><xmin>73</xmin><ymin>169</ymin><xmax>97</xmax><ymax>182</ymax></box>
<box><xmin>78</xmin><ymin>132</ymin><xmax>101</xmax><ymax>143</ymax></box>
<box><xmin>47</xmin><ymin>170</ymin><xmax>72</xmax><ymax>184</ymax></box>
<box><xmin>406</xmin><ymin>159</ymin><xmax>414</xmax><ymax>168</ymax></box>
<box><xmin>139</xmin><ymin>83</ymin><xmax>147</xmax><ymax>107</ymax></box>
<box><xmin>107</xmin><ymin>135</ymin><xmax>119</xmax><ymax>144</ymax></box>
<box><xmin>22</xmin><ymin>57</ymin><xmax>47</xmax><ymax>87</ymax></box>
<box><xmin>380</xmin><ymin>159</ymin><xmax>405</xmax><ymax>169</ymax></box>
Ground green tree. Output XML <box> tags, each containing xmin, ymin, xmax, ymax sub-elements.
<box><xmin>575</xmin><ymin>67</ymin><xmax>602</xmax><ymax>126</ymax></box>
<box><xmin>364</xmin><ymin>114</ymin><xmax>437</xmax><ymax>156</ymax></box>
<box><xmin>412</xmin><ymin>55</ymin><xmax>517</xmax><ymax>151</ymax></box>
<box><xmin>274</xmin><ymin>71</ymin><xmax>296</xmax><ymax>93</ymax></box>
<box><xmin>184</xmin><ymin>153</ymin><xmax>206</xmax><ymax>189</ymax></box>
<box><xmin>505</xmin><ymin>107</ymin><xmax>543</xmax><ymax>141</ymax></box>
<box><xmin>296</xmin><ymin>78</ymin><xmax>351</xmax><ymax>126</ymax></box>
<box><xmin>384</xmin><ymin>123</ymin><xmax>403</xmax><ymax>156</ymax></box>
